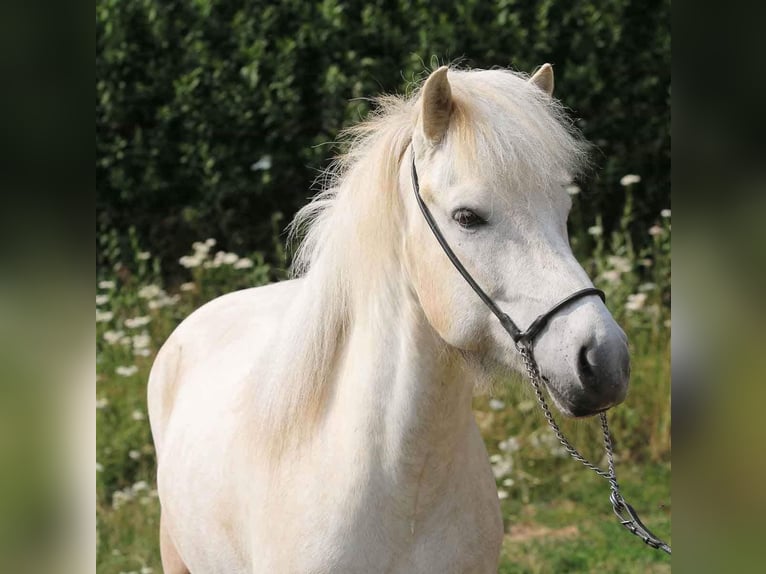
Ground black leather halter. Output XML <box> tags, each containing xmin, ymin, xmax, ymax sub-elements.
<box><xmin>409</xmin><ymin>154</ymin><xmax>605</xmax><ymax>347</ymax></box>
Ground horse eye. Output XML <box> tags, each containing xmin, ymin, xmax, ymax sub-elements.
<box><xmin>452</xmin><ymin>208</ymin><xmax>485</xmax><ymax>229</ymax></box>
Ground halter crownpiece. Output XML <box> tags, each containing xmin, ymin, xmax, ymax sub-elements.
<box><xmin>409</xmin><ymin>151</ymin><xmax>671</xmax><ymax>555</ymax></box>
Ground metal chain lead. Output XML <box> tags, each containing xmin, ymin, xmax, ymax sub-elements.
<box><xmin>516</xmin><ymin>341</ymin><xmax>672</xmax><ymax>555</ymax></box>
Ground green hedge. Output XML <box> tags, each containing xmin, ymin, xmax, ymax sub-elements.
<box><xmin>96</xmin><ymin>0</ymin><xmax>670</xmax><ymax>272</ymax></box>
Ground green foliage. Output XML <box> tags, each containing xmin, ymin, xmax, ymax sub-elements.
<box><xmin>495</xmin><ymin>463</ymin><xmax>670</xmax><ymax>573</ymax></box>
<box><xmin>96</xmin><ymin>230</ymin><xmax>277</xmax><ymax>572</ymax></box>
<box><xmin>96</xmin><ymin>0</ymin><xmax>670</xmax><ymax>272</ymax></box>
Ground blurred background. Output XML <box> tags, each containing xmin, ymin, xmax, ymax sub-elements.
<box><xmin>94</xmin><ymin>1</ymin><xmax>671</xmax><ymax>572</ymax></box>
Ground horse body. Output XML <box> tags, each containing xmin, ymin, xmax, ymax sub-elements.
<box><xmin>149</xmin><ymin>65</ymin><xmax>630</xmax><ymax>572</ymax></box>
<box><xmin>150</xmin><ymin>277</ymin><xmax>502</xmax><ymax>573</ymax></box>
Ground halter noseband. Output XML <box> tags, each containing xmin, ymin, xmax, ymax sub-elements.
<box><xmin>409</xmin><ymin>153</ymin><xmax>605</xmax><ymax>347</ymax></box>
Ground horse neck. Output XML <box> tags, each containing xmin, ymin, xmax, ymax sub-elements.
<box><xmin>329</xmin><ymin>268</ymin><xmax>476</xmax><ymax>483</ymax></box>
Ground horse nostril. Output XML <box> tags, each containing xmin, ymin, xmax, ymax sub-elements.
<box><xmin>568</xmin><ymin>337</ymin><xmax>630</xmax><ymax>414</ymax></box>
<box><xmin>577</xmin><ymin>345</ymin><xmax>596</xmax><ymax>385</ymax></box>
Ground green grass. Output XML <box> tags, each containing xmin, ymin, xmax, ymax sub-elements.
<box><xmin>96</xmin><ymin>191</ymin><xmax>671</xmax><ymax>573</ymax></box>
<box><xmin>497</xmin><ymin>462</ymin><xmax>671</xmax><ymax>573</ymax></box>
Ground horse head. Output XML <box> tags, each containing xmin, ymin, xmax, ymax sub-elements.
<box><xmin>402</xmin><ymin>66</ymin><xmax>629</xmax><ymax>417</ymax></box>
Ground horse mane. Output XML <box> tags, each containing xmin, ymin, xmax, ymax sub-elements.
<box><xmin>260</xmin><ymin>67</ymin><xmax>589</xmax><ymax>454</ymax></box>
<box><xmin>290</xmin><ymin>67</ymin><xmax>588</xmax><ymax>276</ymax></box>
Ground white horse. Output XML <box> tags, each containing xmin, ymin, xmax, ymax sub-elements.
<box><xmin>148</xmin><ymin>64</ymin><xmax>630</xmax><ymax>573</ymax></box>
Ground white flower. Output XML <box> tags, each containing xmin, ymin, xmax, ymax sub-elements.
<box><xmin>129</xmin><ymin>450</ymin><xmax>141</xmax><ymax>460</ymax></box>
<box><xmin>638</xmin><ymin>282</ymin><xmax>657</xmax><ymax>292</ymax></box>
<box><xmin>497</xmin><ymin>489</ymin><xmax>509</xmax><ymax>500</ymax></box>
<box><xmin>234</xmin><ymin>257</ymin><xmax>254</xmax><ymax>269</ymax></box>
<box><xmin>112</xmin><ymin>488</ymin><xmax>135</xmax><ymax>509</ymax></box>
<box><xmin>565</xmin><ymin>184</ymin><xmax>580</xmax><ymax>196</ymax></box>
<box><xmin>488</xmin><ymin>398</ymin><xmax>505</xmax><ymax>411</ymax></box>
<box><xmin>648</xmin><ymin>225</ymin><xmax>664</xmax><ymax>237</ymax></box>
<box><xmin>96</xmin><ymin>462</ymin><xmax>103</xmax><ymax>472</ymax></box>
<box><xmin>490</xmin><ymin>454</ymin><xmax>513</xmax><ymax>479</ymax></box>
<box><xmin>96</xmin><ymin>294</ymin><xmax>109</xmax><ymax>306</ymax></box>
<box><xmin>192</xmin><ymin>241</ymin><xmax>210</xmax><ymax>255</ymax></box>
<box><xmin>132</xmin><ymin>332</ymin><xmax>151</xmax><ymax>349</ymax></box>
<box><xmin>639</xmin><ymin>258</ymin><xmax>653</xmax><ymax>268</ymax></box>
<box><xmin>660</xmin><ymin>209</ymin><xmax>671</xmax><ymax>218</ymax></box>
<box><xmin>124</xmin><ymin>316</ymin><xmax>151</xmax><ymax>329</ymax></box>
<box><xmin>180</xmin><ymin>282</ymin><xmax>196</xmax><ymax>292</ymax></box>
<box><xmin>620</xmin><ymin>174</ymin><xmax>641</xmax><ymax>186</ymax></box>
<box><xmin>112</xmin><ymin>480</ymin><xmax>154</xmax><ymax>510</ymax></box>
<box><xmin>148</xmin><ymin>294</ymin><xmax>179</xmax><ymax>310</ymax></box>
<box><xmin>134</xmin><ymin>348</ymin><xmax>151</xmax><ymax>358</ymax></box>
<box><xmin>136</xmin><ymin>251</ymin><xmax>151</xmax><ymax>261</ymax></box>
<box><xmin>502</xmin><ymin>478</ymin><xmax>514</xmax><ymax>487</ymax></box>
<box><xmin>98</xmin><ymin>280</ymin><xmax>116</xmax><ymax>289</ymax></box>
<box><xmin>587</xmin><ymin>225</ymin><xmax>603</xmax><ymax>237</ymax></box>
<box><xmin>205</xmin><ymin>238</ymin><xmax>216</xmax><ymax>247</ymax></box>
<box><xmin>179</xmin><ymin>254</ymin><xmax>204</xmax><ymax>268</ymax></box>
<box><xmin>251</xmin><ymin>155</ymin><xmax>272</xmax><ymax>171</ymax></box>
<box><xmin>132</xmin><ymin>480</ymin><xmax>148</xmax><ymax>492</ymax></box>
<box><xmin>131</xmin><ymin>409</ymin><xmax>146</xmax><ymax>421</ymax></box>
<box><xmin>211</xmin><ymin>251</ymin><xmax>239</xmax><ymax>266</ymax></box>
<box><xmin>599</xmin><ymin>270</ymin><xmax>621</xmax><ymax>284</ymax></box>
<box><xmin>116</xmin><ymin>365</ymin><xmax>138</xmax><ymax>377</ymax></box>
<box><xmin>186</xmin><ymin>240</ymin><xmax>212</xmax><ymax>260</ymax></box>
<box><xmin>498</xmin><ymin>437</ymin><xmax>520</xmax><ymax>453</ymax></box>
<box><xmin>140</xmin><ymin>566</ymin><xmax>153</xmax><ymax>574</ymax></box>
<box><xmin>103</xmin><ymin>330</ymin><xmax>125</xmax><ymax>344</ymax></box>
<box><xmin>96</xmin><ymin>397</ymin><xmax>109</xmax><ymax>409</ymax></box>
<box><xmin>138</xmin><ymin>285</ymin><xmax>163</xmax><ymax>299</ymax></box>
<box><xmin>96</xmin><ymin>310</ymin><xmax>114</xmax><ymax>323</ymax></box>
<box><xmin>607</xmin><ymin>255</ymin><xmax>632</xmax><ymax>274</ymax></box>
<box><xmin>625</xmin><ymin>293</ymin><xmax>648</xmax><ymax>312</ymax></box>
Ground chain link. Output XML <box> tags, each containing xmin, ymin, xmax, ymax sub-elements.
<box><xmin>516</xmin><ymin>341</ymin><xmax>671</xmax><ymax>555</ymax></box>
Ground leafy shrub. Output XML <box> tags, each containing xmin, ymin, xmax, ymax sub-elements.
<box><xmin>96</xmin><ymin>0</ymin><xmax>670</xmax><ymax>273</ymax></box>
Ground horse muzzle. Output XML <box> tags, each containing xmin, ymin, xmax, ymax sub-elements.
<box><xmin>545</xmin><ymin>334</ymin><xmax>630</xmax><ymax>418</ymax></box>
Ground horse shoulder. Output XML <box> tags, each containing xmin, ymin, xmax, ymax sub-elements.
<box><xmin>147</xmin><ymin>279</ymin><xmax>302</xmax><ymax>456</ymax></box>
<box><xmin>148</xmin><ymin>279</ymin><xmax>305</xmax><ymax>572</ymax></box>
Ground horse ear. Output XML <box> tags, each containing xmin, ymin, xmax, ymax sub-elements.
<box><xmin>529</xmin><ymin>63</ymin><xmax>554</xmax><ymax>96</ymax></box>
<box><xmin>420</xmin><ymin>66</ymin><xmax>453</xmax><ymax>145</ymax></box>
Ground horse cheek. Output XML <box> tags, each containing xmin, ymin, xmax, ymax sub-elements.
<box><xmin>408</xmin><ymin>251</ymin><xmax>454</xmax><ymax>338</ymax></box>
